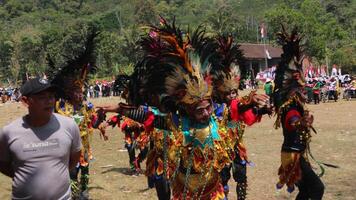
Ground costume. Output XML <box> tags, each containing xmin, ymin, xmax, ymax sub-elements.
<box><xmin>49</xmin><ymin>27</ymin><xmax>100</xmax><ymax>199</ymax></box>
<box><xmin>55</xmin><ymin>100</ymin><xmax>97</xmax><ymax>194</ymax></box>
<box><xmin>106</xmin><ymin>115</ymin><xmax>149</xmax><ymax>173</ymax></box>
<box><xmin>144</xmin><ymin>107</ymin><xmax>172</xmax><ymax>200</ymax></box>
<box><xmin>110</xmin><ymin>18</ymin><xmax>270</xmax><ymax>200</ymax></box>
<box><xmin>273</xmin><ymin>28</ymin><xmax>324</xmax><ymax>199</ymax></box>
<box><xmin>214</xmin><ymin>98</ymin><xmax>261</xmax><ymax>200</ymax></box>
<box><xmin>209</xmin><ymin>35</ymin><xmax>270</xmax><ymax>200</ymax></box>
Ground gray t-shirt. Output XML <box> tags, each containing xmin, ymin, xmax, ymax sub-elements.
<box><xmin>0</xmin><ymin>113</ymin><xmax>82</xmax><ymax>200</ymax></box>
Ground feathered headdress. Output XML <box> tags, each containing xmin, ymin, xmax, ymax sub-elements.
<box><xmin>209</xmin><ymin>35</ymin><xmax>246</xmax><ymax>103</ymax></box>
<box><xmin>273</xmin><ymin>26</ymin><xmax>305</xmax><ymax>110</ymax></box>
<box><xmin>128</xmin><ymin>17</ymin><xmax>215</xmax><ymax>112</ymax></box>
<box><xmin>49</xmin><ymin>26</ymin><xmax>99</xmax><ymax>100</ymax></box>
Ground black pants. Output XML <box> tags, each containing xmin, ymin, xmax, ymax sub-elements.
<box><xmin>220</xmin><ymin>154</ymin><xmax>247</xmax><ymax>200</ymax></box>
<box><xmin>329</xmin><ymin>90</ymin><xmax>338</xmax><ymax>101</ymax></box>
<box><xmin>295</xmin><ymin>157</ymin><xmax>324</xmax><ymax>200</ymax></box>
<box><xmin>220</xmin><ymin>165</ymin><xmax>232</xmax><ymax>188</ymax></box>
<box><xmin>313</xmin><ymin>93</ymin><xmax>319</xmax><ymax>104</ymax></box>
<box><xmin>155</xmin><ymin>177</ymin><xmax>171</xmax><ymax>200</ymax></box>
<box><xmin>126</xmin><ymin>143</ymin><xmax>136</xmax><ymax>168</ymax></box>
<box><xmin>126</xmin><ymin>143</ymin><xmax>149</xmax><ymax>169</ymax></box>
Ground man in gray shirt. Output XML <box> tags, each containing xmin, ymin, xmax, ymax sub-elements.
<box><xmin>0</xmin><ymin>77</ymin><xmax>82</xmax><ymax>200</ymax></box>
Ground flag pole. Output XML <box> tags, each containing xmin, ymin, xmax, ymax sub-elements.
<box><xmin>261</xmin><ymin>22</ymin><xmax>268</xmax><ymax>71</ymax></box>
<box><xmin>264</xmin><ymin>37</ymin><xmax>268</xmax><ymax>70</ymax></box>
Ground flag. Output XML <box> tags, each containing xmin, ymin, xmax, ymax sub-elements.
<box><xmin>260</xmin><ymin>23</ymin><xmax>267</xmax><ymax>39</ymax></box>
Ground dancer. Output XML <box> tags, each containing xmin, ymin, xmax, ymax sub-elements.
<box><xmin>273</xmin><ymin>27</ymin><xmax>324</xmax><ymax>199</ymax></box>
<box><xmin>50</xmin><ymin>27</ymin><xmax>105</xmax><ymax>199</ymax></box>
<box><xmin>106</xmin><ymin>114</ymin><xmax>149</xmax><ymax>173</ymax></box>
<box><xmin>210</xmin><ymin>35</ymin><xmax>271</xmax><ymax>200</ymax></box>
<box><xmin>99</xmin><ymin>18</ymin><xmax>270</xmax><ymax>200</ymax></box>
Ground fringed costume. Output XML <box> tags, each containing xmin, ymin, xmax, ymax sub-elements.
<box><xmin>209</xmin><ymin>35</ymin><xmax>271</xmax><ymax>200</ymax></box>
<box><xmin>102</xmin><ymin>18</ymin><xmax>271</xmax><ymax>200</ymax></box>
<box><xmin>55</xmin><ymin>100</ymin><xmax>97</xmax><ymax>194</ymax></box>
<box><xmin>48</xmin><ymin>27</ymin><xmax>102</xmax><ymax>200</ymax></box>
<box><xmin>273</xmin><ymin>27</ymin><xmax>324</xmax><ymax>199</ymax></box>
<box><xmin>106</xmin><ymin>115</ymin><xmax>149</xmax><ymax>173</ymax></box>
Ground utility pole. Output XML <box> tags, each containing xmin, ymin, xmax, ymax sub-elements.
<box><xmin>263</xmin><ymin>38</ymin><xmax>268</xmax><ymax>70</ymax></box>
<box><xmin>261</xmin><ymin>22</ymin><xmax>268</xmax><ymax>70</ymax></box>
<box><xmin>256</xmin><ymin>23</ymin><xmax>259</xmax><ymax>43</ymax></box>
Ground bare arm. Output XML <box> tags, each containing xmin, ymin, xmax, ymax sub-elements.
<box><xmin>0</xmin><ymin>161</ymin><xmax>14</xmax><ymax>178</ymax></box>
<box><xmin>0</xmin><ymin>129</ymin><xmax>13</xmax><ymax>178</ymax></box>
<box><xmin>69</xmin><ymin>151</ymin><xmax>81</xmax><ymax>170</ymax></box>
<box><xmin>69</xmin><ymin>120</ymin><xmax>82</xmax><ymax>170</ymax></box>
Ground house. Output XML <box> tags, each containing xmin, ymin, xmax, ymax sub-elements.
<box><xmin>239</xmin><ymin>43</ymin><xmax>282</xmax><ymax>74</ymax></box>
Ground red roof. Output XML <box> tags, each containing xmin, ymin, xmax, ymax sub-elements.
<box><xmin>239</xmin><ymin>43</ymin><xmax>282</xmax><ymax>59</ymax></box>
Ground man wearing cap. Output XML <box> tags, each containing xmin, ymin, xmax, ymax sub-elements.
<box><xmin>0</xmin><ymin>77</ymin><xmax>82</xmax><ymax>200</ymax></box>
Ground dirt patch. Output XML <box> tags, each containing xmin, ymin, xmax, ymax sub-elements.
<box><xmin>1</xmin><ymin>97</ymin><xmax>355</xmax><ymax>200</ymax></box>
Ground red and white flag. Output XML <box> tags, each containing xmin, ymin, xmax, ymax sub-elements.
<box><xmin>260</xmin><ymin>23</ymin><xmax>267</xmax><ymax>39</ymax></box>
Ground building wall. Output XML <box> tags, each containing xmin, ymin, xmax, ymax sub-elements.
<box><xmin>246</xmin><ymin>58</ymin><xmax>281</xmax><ymax>73</ymax></box>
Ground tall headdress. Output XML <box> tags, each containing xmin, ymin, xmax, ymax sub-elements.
<box><xmin>273</xmin><ymin>26</ymin><xmax>306</xmax><ymax>124</ymax></box>
<box><xmin>128</xmin><ymin>17</ymin><xmax>215</xmax><ymax>113</ymax></box>
<box><xmin>49</xmin><ymin>26</ymin><xmax>99</xmax><ymax>100</ymax></box>
<box><xmin>273</xmin><ymin>26</ymin><xmax>305</xmax><ymax>108</ymax></box>
<box><xmin>209</xmin><ymin>35</ymin><xmax>246</xmax><ymax>103</ymax></box>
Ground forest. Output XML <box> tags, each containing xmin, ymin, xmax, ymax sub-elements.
<box><xmin>0</xmin><ymin>0</ymin><xmax>355</xmax><ymax>85</ymax></box>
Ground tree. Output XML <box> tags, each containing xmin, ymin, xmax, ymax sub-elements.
<box><xmin>266</xmin><ymin>0</ymin><xmax>348</xmax><ymax>64</ymax></box>
<box><xmin>0</xmin><ymin>0</ymin><xmax>355</xmax><ymax>84</ymax></box>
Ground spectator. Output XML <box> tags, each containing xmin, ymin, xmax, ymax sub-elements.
<box><xmin>331</xmin><ymin>64</ymin><xmax>338</xmax><ymax>76</ymax></box>
<box><xmin>0</xmin><ymin>77</ymin><xmax>81</xmax><ymax>200</ymax></box>
<box><xmin>94</xmin><ymin>82</ymin><xmax>100</xmax><ymax>98</ymax></box>
<box><xmin>312</xmin><ymin>78</ymin><xmax>321</xmax><ymax>104</ymax></box>
<box><xmin>305</xmin><ymin>78</ymin><xmax>314</xmax><ymax>103</ymax></box>
<box><xmin>329</xmin><ymin>77</ymin><xmax>338</xmax><ymax>102</ymax></box>
<box><xmin>89</xmin><ymin>85</ymin><xmax>94</xmax><ymax>98</ymax></box>
<box><xmin>264</xmin><ymin>78</ymin><xmax>274</xmax><ymax>104</ymax></box>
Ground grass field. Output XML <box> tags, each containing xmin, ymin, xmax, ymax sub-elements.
<box><xmin>1</xmin><ymin>96</ymin><xmax>355</xmax><ymax>200</ymax></box>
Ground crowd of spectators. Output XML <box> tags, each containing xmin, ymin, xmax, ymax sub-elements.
<box><xmin>1</xmin><ymin>70</ymin><xmax>355</xmax><ymax>105</ymax></box>
<box><xmin>0</xmin><ymin>87</ymin><xmax>20</xmax><ymax>103</ymax></box>
<box><xmin>87</xmin><ymin>75</ymin><xmax>129</xmax><ymax>98</ymax></box>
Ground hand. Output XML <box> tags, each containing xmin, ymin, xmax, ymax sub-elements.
<box><xmin>98</xmin><ymin>124</ymin><xmax>109</xmax><ymax>141</ymax></box>
<box><xmin>252</xmin><ymin>94</ymin><xmax>270</xmax><ymax>107</ymax></box>
<box><xmin>302</xmin><ymin>111</ymin><xmax>314</xmax><ymax>127</ymax></box>
<box><xmin>99</xmin><ymin>121</ymin><xmax>109</xmax><ymax>129</ymax></box>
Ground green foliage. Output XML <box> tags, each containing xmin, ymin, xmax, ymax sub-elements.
<box><xmin>266</xmin><ymin>0</ymin><xmax>354</xmax><ymax>72</ymax></box>
<box><xmin>0</xmin><ymin>0</ymin><xmax>355</xmax><ymax>85</ymax></box>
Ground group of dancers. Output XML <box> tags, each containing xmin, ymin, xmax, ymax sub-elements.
<box><xmin>48</xmin><ymin>18</ymin><xmax>324</xmax><ymax>200</ymax></box>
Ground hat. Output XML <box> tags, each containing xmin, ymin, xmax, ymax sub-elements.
<box><xmin>20</xmin><ymin>77</ymin><xmax>55</xmax><ymax>96</ymax></box>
